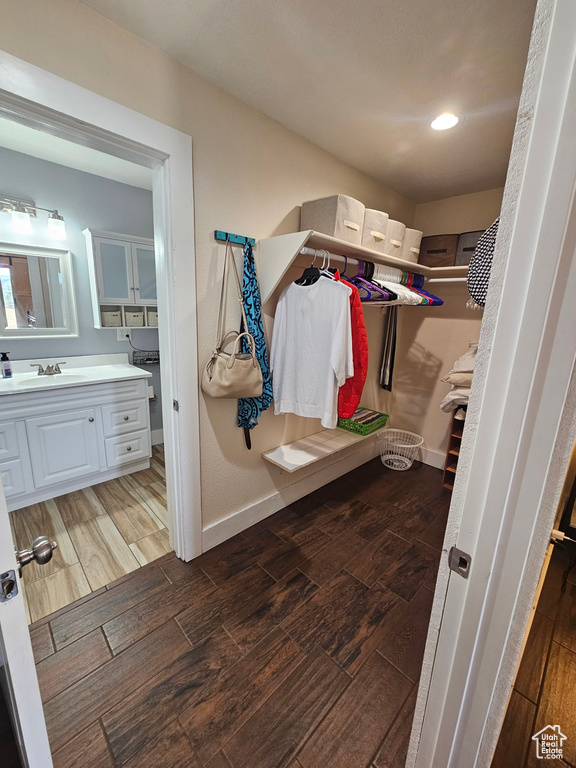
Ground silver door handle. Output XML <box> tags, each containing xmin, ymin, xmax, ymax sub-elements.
<box><xmin>16</xmin><ymin>536</ymin><xmax>57</xmax><ymax>569</ymax></box>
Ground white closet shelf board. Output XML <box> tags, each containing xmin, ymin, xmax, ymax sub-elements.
<box><xmin>256</xmin><ymin>230</ymin><xmax>469</xmax><ymax>304</ymax></box>
<box><xmin>262</xmin><ymin>427</ymin><xmax>374</xmax><ymax>472</ymax></box>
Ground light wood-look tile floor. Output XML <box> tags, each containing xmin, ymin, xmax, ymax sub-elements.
<box><xmin>10</xmin><ymin>444</ymin><xmax>170</xmax><ymax>624</ymax></box>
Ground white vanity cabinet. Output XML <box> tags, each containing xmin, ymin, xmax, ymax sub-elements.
<box><xmin>83</xmin><ymin>229</ymin><xmax>157</xmax><ymax>329</ymax></box>
<box><xmin>0</xmin><ymin>377</ymin><xmax>151</xmax><ymax>511</ymax></box>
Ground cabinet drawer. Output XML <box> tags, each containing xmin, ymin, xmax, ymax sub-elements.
<box><xmin>105</xmin><ymin>430</ymin><xmax>150</xmax><ymax>468</ymax></box>
<box><xmin>0</xmin><ymin>459</ymin><xmax>27</xmax><ymax>498</ymax></box>
<box><xmin>0</xmin><ymin>422</ymin><xmax>21</xmax><ymax>461</ymax></box>
<box><xmin>101</xmin><ymin>400</ymin><xmax>148</xmax><ymax>437</ymax></box>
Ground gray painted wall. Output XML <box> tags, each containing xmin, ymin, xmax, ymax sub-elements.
<box><xmin>0</xmin><ymin>147</ymin><xmax>162</xmax><ymax>432</ymax></box>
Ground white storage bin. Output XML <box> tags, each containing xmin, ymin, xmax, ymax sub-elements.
<box><xmin>383</xmin><ymin>219</ymin><xmax>406</xmax><ymax>260</ymax></box>
<box><xmin>300</xmin><ymin>195</ymin><xmax>365</xmax><ymax>245</ymax></box>
<box><xmin>125</xmin><ymin>311</ymin><xmax>144</xmax><ymax>327</ymax></box>
<box><xmin>101</xmin><ymin>311</ymin><xmax>122</xmax><ymax>327</ymax></box>
<box><xmin>401</xmin><ymin>228</ymin><xmax>423</xmax><ymax>264</ymax></box>
<box><xmin>362</xmin><ymin>209</ymin><xmax>389</xmax><ymax>253</ymax></box>
<box><xmin>147</xmin><ymin>310</ymin><xmax>158</xmax><ymax>327</ymax></box>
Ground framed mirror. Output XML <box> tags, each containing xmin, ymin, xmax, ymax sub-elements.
<box><xmin>0</xmin><ymin>243</ymin><xmax>78</xmax><ymax>338</ymax></box>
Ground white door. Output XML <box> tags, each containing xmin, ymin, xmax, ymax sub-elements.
<box><xmin>410</xmin><ymin>2</ymin><xmax>576</xmax><ymax>765</ymax></box>
<box><xmin>0</xmin><ymin>480</ymin><xmax>53</xmax><ymax>767</ymax></box>
<box><xmin>131</xmin><ymin>244</ymin><xmax>157</xmax><ymax>306</ymax></box>
<box><xmin>94</xmin><ymin>237</ymin><xmax>135</xmax><ymax>304</ymax></box>
<box><xmin>26</xmin><ymin>409</ymin><xmax>101</xmax><ymax>488</ymax></box>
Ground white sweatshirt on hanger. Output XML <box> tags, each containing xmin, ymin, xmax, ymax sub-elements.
<box><xmin>271</xmin><ymin>279</ymin><xmax>353</xmax><ymax>429</ymax></box>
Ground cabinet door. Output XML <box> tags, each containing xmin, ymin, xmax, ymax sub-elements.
<box><xmin>131</xmin><ymin>244</ymin><xmax>157</xmax><ymax>305</ymax></box>
<box><xmin>25</xmin><ymin>409</ymin><xmax>101</xmax><ymax>489</ymax></box>
<box><xmin>94</xmin><ymin>237</ymin><xmax>135</xmax><ymax>303</ymax></box>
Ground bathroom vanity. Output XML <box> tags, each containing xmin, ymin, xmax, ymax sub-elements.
<box><xmin>0</xmin><ymin>354</ymin><xmax>152</xmax><ymax>510</ymax></box>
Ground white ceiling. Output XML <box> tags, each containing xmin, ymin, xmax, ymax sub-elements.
<box><xmin>78</xmin><ymin>0</ymin><xmax>536</xmax><ymax>203</ymax></box>
<box><xmin>0</xmin><ymin>118</ymin><xmax>153</xmax><ymax>190</ymax></box>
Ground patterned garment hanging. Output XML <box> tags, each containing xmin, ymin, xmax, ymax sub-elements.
<box><xmin>467</xmin><ymin>217</ymin><xmax>500</xmax><ymax>307</ymax></box>
<box><xmin>237</xmin><ymin>242</ymin><xmax>273</xmax><ymax>438</ymax></box>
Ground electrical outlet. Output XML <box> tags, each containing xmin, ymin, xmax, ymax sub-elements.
<box><xmin>117</xmin><ymin>328</ymin><xmax>131</xmax><ymax>342</ymax></box>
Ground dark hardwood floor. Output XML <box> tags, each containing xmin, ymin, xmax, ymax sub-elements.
<box><xmin>0</xmin><ymin>680</ymin><xmax>21</xmax><ymax>768</ymax></box>
<box><xmin>28</xmin><ymin>458</ymin><xmax>451</xmax><ymax>768</ymax></box>
<box><xmin>492</xmin><ymin>545</ymin><xmax>576</xmax><ymax>768</ymax></box>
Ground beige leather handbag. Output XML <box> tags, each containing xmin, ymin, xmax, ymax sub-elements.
<box><xmin>201</xmin><ymin>241</ymin><xmax>263</xmax><ymax>399</ymax></box>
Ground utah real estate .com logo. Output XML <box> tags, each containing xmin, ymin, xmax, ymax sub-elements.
<box><xmin>532</xmin><ymin>725</ymin><xmax>567</xmax><ymax>760</ymax></box>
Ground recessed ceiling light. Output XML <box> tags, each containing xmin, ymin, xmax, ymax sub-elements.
<box><xmin>431</xmin><ymin>113</ymin><xmax>459</xmax><ymax>131</ymax></box>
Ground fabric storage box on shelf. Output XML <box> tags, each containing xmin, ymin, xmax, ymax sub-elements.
<box><xmin>361</xmin><ymin>209</ymin><xmax>389</xmax><ymax>253</ymax></box>
<box><xmin>124</xmin><ymin>310</ymin><xmax>144</xmax><ymax>327</ymax></box>
<box><xmin>378</xmin><ymin>429</ymin><xmax>424</xmax><ymax>470</ymax></box>
<box><xmin>383</xmin><ymin>219</ymin><xmax>406</xmax><ymax>260</ymax></box>
<box><xmin>338</xmin><ymin>407</ymin><xmax>389</xmax><ymax>435</ymax></box>
<box><xmin>401</xmin><ymin>228</ymin><xmax>423</xmax><ymax>264</ymax></box>
<box><xmin>300</xmin><ymin>195</ymin><xmax>365</xmax><ymax>245</ymax></box>
<box><xmin>455</xmin><ymin>230</ymin><xmax>484</xmax><ymax>266</ymax></box>
<box><xmin>419</xmin><ymin>234</ymin><xmax>459</xmax><ymax>267</ymax></box>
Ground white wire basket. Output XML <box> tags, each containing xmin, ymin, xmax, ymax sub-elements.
<box><xmin>378</xmin><ymin>428</ymin><xmax>424</xmax><ymax>471</ymax></box>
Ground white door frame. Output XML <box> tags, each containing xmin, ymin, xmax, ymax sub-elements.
<box><xmin>0</xmin><ymin>51</ymin><xmax>202</xmax><ymax>560</ymax></box>
<box><xmin>410</xmin><ymin>0</ymin><xmax>576</xmax><ymax>765</ymax></box>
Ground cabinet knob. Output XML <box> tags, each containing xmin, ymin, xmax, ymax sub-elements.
<box><xmin>126</xmin><ymin>446</ymin><xmax>132</xmax><ymax>452</ymax></box>
<box><xmin>88</xmin><ymin>417</ymin><xmax>94</xmax><ymax>422</ymax></box>
<box><xmin>124</xmin><ymin>416</ymin><xmax>130</xmax><ymax>421</ymax></box>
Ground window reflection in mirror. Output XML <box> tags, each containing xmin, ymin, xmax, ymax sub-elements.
<box><xmin>0</xmin><ymin>253</ymin><xmax>65</xmax><ymax>330</ymax></box>
<box><xmin>0</xmin><ymin>244</ymin><xmax>77</xmax><ymax>339</ymax></box>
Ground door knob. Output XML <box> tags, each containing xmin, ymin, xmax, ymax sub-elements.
<box><xmin>16</xmin><ymin>536</ymin><xmax>58</xmax><ymax>569</ymax></box>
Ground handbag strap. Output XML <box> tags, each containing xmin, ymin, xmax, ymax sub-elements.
<box><xmin>228</xmin><ymin>332</ymin><xmax>257</xmax><ymax>368</ymax></box>
<box><xmin>216</xmin><ymin>240</ymin><xmax>250</xmax><ymax>347</ymax></box>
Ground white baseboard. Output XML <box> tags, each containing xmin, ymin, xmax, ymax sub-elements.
<box><xmin>202</xmin><ymin>439</ymin><xmax>445</xmax><ymax>551</ymax></box>
<box><xmin>151</xmin><ymin>428</ymin><xmax>164</xmax><ymax>446</ymax></box>
<box><xmin>420</xmin><ymin>447</ymin><xmax>446</xmax><ymax>470</ymax></box>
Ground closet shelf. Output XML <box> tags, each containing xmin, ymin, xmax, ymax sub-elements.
<box><xmin>256</xmin><ymin>230</ymin><xmax>469</xmax><ymax>304</ymax></box>
<box><xmin>262</xmin><ymin>427</ymin><xmax>373</xmax><ymax>473</ymax></box>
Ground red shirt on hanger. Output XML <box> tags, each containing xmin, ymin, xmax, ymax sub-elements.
<box><xmin>335</xmin><ymin>271</ymin><xmax>369</xmax><ymax>418</ymax></box>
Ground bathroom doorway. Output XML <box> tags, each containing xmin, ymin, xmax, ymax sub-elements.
<box><xmin>0</xmin><ymin>124</ymin><xmax>171</xmax><ymax>621</ymax></box>
<box><xmin>0</xmin><ymin>59</ymin><xmax>201</xmax><ymax>623</ymax></box>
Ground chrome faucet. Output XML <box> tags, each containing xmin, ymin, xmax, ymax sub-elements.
<box><xmin>30</xmin><ymin>362</ymin><xmax>66</xmax><ymax>376</ymax></box>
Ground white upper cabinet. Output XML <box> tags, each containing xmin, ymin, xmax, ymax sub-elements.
<box><xmin>132</xmin><ymin>244</ymin><xmax>157</xmax><ymax>304</ymax></box>
<box><xmin>83</xmin><ymin>229</ymin><xmax>158</xmax><ymax>328</ymax></box>
<box><xmin>94</xmin><ymin>237</ymin><xmax>135</xmax><ymax>303</ymax></box>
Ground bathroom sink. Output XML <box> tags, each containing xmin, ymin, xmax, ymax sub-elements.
<box><xmin>15</xmin><ymin>373</ymin><xmax>90</xmax><ymax>388</ymax></box>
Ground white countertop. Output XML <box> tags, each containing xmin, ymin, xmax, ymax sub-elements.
<box><xmin>0</xmin><ymin>353</ymin><xmax>152</xmax><ymax>396</ymax></box>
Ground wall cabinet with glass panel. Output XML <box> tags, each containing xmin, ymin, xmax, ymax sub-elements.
<box><xmin>83</xmin><ymin>229</ymin><xmax>158</xmax><ymax>329</ymax></box>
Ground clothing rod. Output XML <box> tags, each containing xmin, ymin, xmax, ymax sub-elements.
<box><xmin>299</xmin><ymin>247</ymin><xmax>467</xmax><ymax>283</ymax></box>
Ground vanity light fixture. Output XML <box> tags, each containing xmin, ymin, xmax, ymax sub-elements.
<box><xmin>47</xmin><ymin>211</ymin><xmax>66</xmax><ymax>240</ymax></box>
<box><xmin>431</xmin><ymin>113</ymin><xmax>459</xmax><ymax>131</ymax></box>
<box><xmin>0</xmin><ymin>195</ymin><xmax>67</xmax><ymax>240</ymax></box>
<box><xmin>11</xmin><ymin>203</ymin><xmax>32</xmax><ymax>235</ymax></box>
